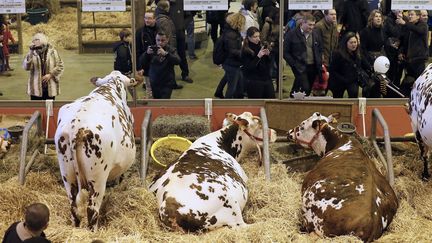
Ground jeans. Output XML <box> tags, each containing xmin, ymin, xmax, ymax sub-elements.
<box><xmin>186</xmin><ymin>20</ymin><xmax>196</xmax><ymax>57</ymax></box>
<box><xmin>222</xmin><ymin>64</ymin><xmax>243</xmax><ymax>98</ymax></box>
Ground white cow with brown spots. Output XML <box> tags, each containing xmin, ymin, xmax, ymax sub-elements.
<box><xmin>0</xmin><ymin>136</ymin><xmax>11</xmax><ymax>154</ymax></box>
<box><xmin>55</xmin><ymin>71</ymin><xmax>138</xmax><ymax>230</ymax></box>
<box><xmin>287</xmin><ymin>112</ymin><xmax>398</xmax><ymax>242</ymax></box>
<box><xmin>149</xmin><ymin>112</ymin><xmax>277</xmax><ymax>232</ymax></box>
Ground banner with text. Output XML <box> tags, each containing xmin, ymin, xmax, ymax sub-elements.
<box><xmin>392</xmin><ymin>0</ymin><xmax>432</xmax><ymax>10</ymax></box>
<box><xmin>82</xmin><ymin>0</ymin><xmax>126</xmax><ymax>12</ymax></box>
<box><xmin>184</xmin><ymin>0</ymin><xmax>229</xmax><ymax>11</ymax></box>
<box><xmin>0</xmin><ymin>0</ymin><xmax>25</xmax><ymax>14</ymax></box>
<box><xmin>288</xmin><ymin>0</ymin><xmax>332</xmax><ymax>10</ymax></box>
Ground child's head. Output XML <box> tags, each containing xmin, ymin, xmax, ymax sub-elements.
<box><xmin>24</xmin><ymin>203</ymin><xmax>50</xmax><ymax>232</ymax></box>
<box><xmin>119</xmin><ymin>29</ymin><xmax>132</xmax><ymax>42</ymax></box>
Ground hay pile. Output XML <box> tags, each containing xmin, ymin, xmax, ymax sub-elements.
<box><xmin>0</xmin><ymin>138</ymin><xmax>432</xmax><ymax>242</ymax></box>
<box><xmin>18</xmin><ymin>7</ymin><xmax>130</xmax><ymax>50</ymax></box>
<box><xmin>152</xmin><ymin>115</ymin><xmax>211</xmax><ymax>138</ymax></box>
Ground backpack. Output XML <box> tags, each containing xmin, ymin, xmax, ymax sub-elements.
<box><xmin>212</xmin><ymin>34</ymin><xmax>227</xmax><ymax>65</ymax></box>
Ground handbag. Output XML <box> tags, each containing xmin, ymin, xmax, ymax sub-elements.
<box><xmin>357</xmin><ymin>68</ymin><xmax>371</xmax><ymax>88</ymax></box>
<box><xmin>312</xmin><ymin>65</ymin><xmax>329</xmax><ymax>90</ymax></box>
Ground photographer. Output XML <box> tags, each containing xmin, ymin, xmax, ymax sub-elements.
<box><xmin>241</xmin><ymin>26</ymin><xmax>275</xmax><ymax>98</ymax></box>
<box><xmin>22</xmin><ymin>33</ymin><xmax>64</xmax><ymax>100</ymax></box>
<box><xmin>142</xmin><ymin>31</ymin><xmax>180</xmax><ymax>99</ymax></box>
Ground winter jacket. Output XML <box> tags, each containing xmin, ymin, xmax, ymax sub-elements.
<box><xmin>155</xmin><ymin>9</ymin><xmax>177</xmax><ymax>47</ymax></box>
<box><xmin>222</xmin><ymin>25</ymin><xmax>243</xmax><ymax>67</ymax></box>
<box><xmin>283</xmin><ymin>27</ymin><xmax>323</xmax><ymax>74</ymax></box>
<box><xmin>241</xmin><ymin>41</ymin><xmax>272</xmax><ymax>82</ymax></box>
<box><xmin>340</xmin><ymin>0</ymin><xmax>369</xmax><ymax>33</ymax></box>
<box><xmin>329</xmin><ymin>50</ymin><xmax>371</xmax><ymax>89</ymax></box>
<box><xmin>113</xmin><ymin>41</ymin><xmax>132</xmax><ymax>75</ymax></box>
<box><xmin>135</xmin><ymin>25</ymin><xmax>157</xmax><ymax>69</ymax></box>
<box><xmin>401</xmin><ymin>21</ymin><xmax>429</xmax><ymax>63</ymax></box>
<box><xmin>22</xmin><ymin>44</ymin><xmax>64</xmax><ymax>97</ymax></box>
<box><xmin>142</xmin><ymin>45</ymin><xmax>181</xmax><ymax>88</ymax></box>
<box><xmin>314</xmin><ymin>17</ymin><xmax>338</xmax><ymax>66</ymax></box>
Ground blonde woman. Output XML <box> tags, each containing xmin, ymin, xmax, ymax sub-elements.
<box><xmin>214</xmin><ymin>12</ymin><xmax>246</xmax><ymax>99</ymax></box>
<box><xmin>22</xmin><ymin>33</ymin><xmax>64</xmax><ymax>100</ymax></box>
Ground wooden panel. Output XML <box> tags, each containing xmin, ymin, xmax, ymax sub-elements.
<box><xmin>265</xmin><ymin>101</ymin><xmax>353</xmax><ymax>132</ymax></box>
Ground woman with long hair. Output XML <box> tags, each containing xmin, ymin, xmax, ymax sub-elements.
<box><xmin>214</xmin><ymin>12</ymin><xmax>245</xmax><ymax>99</ymax></box>
<box><xmin>360</xmin><ymin>9</ymin><xmax>385</xmax><ymax>66</ymax></box>
<box><xmin>241</xmin><ymin>26</ymin><xmax>274</xmax><ymax>98</ymax></box>
<box><xmin>329</xmin><ymin>32</ymin><xmax>371</xmax><ymax>98</ymax></box>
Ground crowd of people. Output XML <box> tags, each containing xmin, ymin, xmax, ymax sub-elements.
<box><xmin>2</xmin><ymin>1</ymin><xmax>432</xmax><ymax>100</ymax></box>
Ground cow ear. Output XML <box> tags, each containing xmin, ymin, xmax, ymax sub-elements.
<box><xmin>236</xmin><ymin>117</ymin><xmax>249</xmax><ymax>127</ymax></box>
<box><xmin>328</xmin><ymin>112</ymin><xmax>340</xmax><ymax>124</ymax></box>
<box><xmin>226</xmin><ymin>113</ymin><xmax>237</xmax><ymax>122</ymax></box>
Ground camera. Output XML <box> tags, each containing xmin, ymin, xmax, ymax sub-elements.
<box><xmin>30</xmin><ymin>45</ymin><xmax>42</xmax><ymax>51</ymax></box>
<box><xmin>262</xmin><ymin>42</ymin><xmax>272</xmax><ymax>51</ymax></box>
<box><xmin>150</xmin><ymin>45</ymin><xmax>159</xmax><ymax>53</ymax></box>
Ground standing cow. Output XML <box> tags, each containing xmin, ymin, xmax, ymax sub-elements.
<box><xmin>149</xmin><ymin>112</ymin><xmax>277</xmax><ymax>232</ymax></box>
<box><xmin>287</xmin><ymin>112</ymin><xmax>398</xmax><ymax>242</ymax></box>
<box><xmin>409</xmin><ymin>63</ymin><xmax>432</xmax><ymax>180</ymax></box>
<box><xmin>55</xmin><ymin>71</ymin><xmax>139</xmax><ymax>230</ymax></box>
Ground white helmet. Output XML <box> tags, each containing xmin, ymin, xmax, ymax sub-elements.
<box><xmin>374</xmin><ymin>56</ymin><xmax>390</xmax><ymax>74</ymax></box>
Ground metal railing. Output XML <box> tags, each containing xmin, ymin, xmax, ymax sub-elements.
<box><xmin>260</xmin><ymin>107</ymin><xmax>271</xmax><ymax>181</ymax></box>
<box><xmin>19</xmin><ymin>111</ymin><xmax>42</xmax><ymax>185</ymax></box>
<box><xmin>140</xmin><ymin>109</ymin><xmax>152</xmax><ymax>185</ymax></box>
<box><xmin>370</xmin><ymin>108</ymin><xmax>395</xmax><ymax>187</ymax></box>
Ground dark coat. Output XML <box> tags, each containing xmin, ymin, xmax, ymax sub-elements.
<box><xmin>143</xmin><ymin>45</ymin><xmax>181</xmax><ymax>88</ymax></box>
<box><xmin>329</xmin><ymin>50</ymin><xmax>371</xmax><ymax>89</ymax></box>
<box><xmin>113</xmin><ymin>41</ymin><xmax>132</xmax><ymax>75</ymax></box>
<box><xmin>155</xmin><ymin>9</ymin><xmax>177</xmax><ymax>47</ymax></box>
<box><xmin>340</xmin><ymin>0</ymin><xmax>369</xmax><ymax>33</ymax></box>
<box><xmin>401</xmin><ymin>21</ymin><xmax>429</xmax><ymax>63</ymax></box>
<box><xmin>135</xmin><ymin>25</ymin><xmax>157</xmax><ymax>69</ymax></box>
<box><xmin>223</xmin><ymin>25</ymin><xmax>243</xmax><ymax>67</ymax></box>
<box><xmin>241</xmin><ymin>41</ymin><xmax>272</xmax><ymax>82</ymax></box>
<box><xmin>283</xmin><ymin>27</ymin><xmax>323</xmax><ymax>73</ymax></box>
<box><xmin>314</xmin><ymin>18</ymin><xmax>339</xmax><ymax>66</ymax></box>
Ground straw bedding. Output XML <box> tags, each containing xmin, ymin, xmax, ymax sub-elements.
<box><xmin>0</xmin><ymin>135</ymin><xmax>432</xmax><ymax>242</ymax></box>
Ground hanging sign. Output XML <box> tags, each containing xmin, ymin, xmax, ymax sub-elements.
<box><xmin>288</xmin><ymin>0</ymin><xmax>332</xmax><ymax>10</ymax></box>
<box><xmin>184</xmin><ymin>0</ymin><xmax>229</xmax><ymax>11</ymax></box>
<box><xmin>0</xmin><ymin>0</ymin><xmax>26</xmax><ymax>14</ymax></box>
<box><xmin>392</xmin><ymin>0</ymin><xmax>432</xmax><ymax>10</ymax></box>
<box><xmin>82</xmin><ymin>0</ymin><xmax>126</xmax><ymax>12</ymax></box>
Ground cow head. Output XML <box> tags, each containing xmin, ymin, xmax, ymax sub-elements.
<box><xmin>0</xmin><ymin>136</ymin><xmax>11</xmax><ymax>153</ymax></box>
<box><xmin>223</xmin><ymin>112</ymin><xmax>277</xmax><ymax>160</ymax></box>
<box><xmin>90</xmin><ymin>71</ymin><xmax>140</xmax><ymax>87</ymax></box>
<box><xmin>287</xmin><ymin>112</ymin><xmax>340</xmax><ymax>156</ymax></box>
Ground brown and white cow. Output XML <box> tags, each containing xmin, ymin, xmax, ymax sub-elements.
<box><xmin>149</xmin><ymin>112</ymin><xmax>277</xmax><ymax>232</ymax></box>
<box><xmin>0</xmin><ymin>136</ymin><xmax>11</xmax><ymax>154</ymax></box>
<box><xmin>409</xmin><ymin>63</ymin><xmax>432</xmax><ymax>180</ymax></box>
<box><xmin>287</xmin><ymin>112</ymin><xmax>398</xmax><ymax>242</ymax></box>
<box><xmin>55</xmin><ymin>71</ymin><xmax>138</xmax><ymax>230</ymax></box>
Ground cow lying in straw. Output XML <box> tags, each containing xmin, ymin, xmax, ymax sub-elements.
<box><xmin>287</xmin><ymin>112</ymin><xmax>398</xmax><ymax>242</ymax></box>
<box><xmin>149</xmin><ymin>112</ymin><xmax>277</xmax><ymax>232</ymax></box>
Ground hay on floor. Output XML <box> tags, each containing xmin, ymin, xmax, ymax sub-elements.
<box><xmin>152</xmin><ymin>115</ymin><xmax>211</xmax><ymax>138</ymax></box>
<box><xmin>0</xmin><ymin>137</ymin><xmax>431</xmax><ymax>242</ymax></box>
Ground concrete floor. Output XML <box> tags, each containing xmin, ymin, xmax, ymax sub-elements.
<box><xmin>0</xmin><ymin>40</ymin><xmax>293</xmax><ymax>101</ymax></box>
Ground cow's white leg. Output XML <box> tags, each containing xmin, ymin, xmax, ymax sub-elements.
<box><xmin>56</xmin><ymin>135</ymin><xmax>81</xmax><ymax>227</ymax></box>
<box><xmin>87</xmin><ymin>178</ymin><xmax>107</xmax><ymax>230</ymax></box>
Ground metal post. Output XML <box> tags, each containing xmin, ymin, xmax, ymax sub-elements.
<box><xmin>17</xmin><ymin>14</ymin><xmax>23</xmax><ymax>54</ymax></box>
<box><xmin>19</xmin><ymin>111</ymin><xmax>41</xmax><ymax>185</ymax></box>
<box><xmin>140</xmin><ymin>110</ymin><xmax>152</xmax><ymax>186</ymax></box>
<box><xmin>131</xmin><ymin>0</ymin><xmax>138</xmax><ymax>106</ymax></box>
<box><xmin>260</xmin><ymin>107</ymin><xmax>271</xmax><ymax>181</ymax></box>
<box><xmin>77</xmin><ymin>0</ymin><xmax>83</xmax><ymax>53</ymax></box>
<box><xmin>278</xmin><ymin>0</ymin><xmax>284</xmax><ymax>100</ymax></box>
<box><xmin>370</xmin><ymin>108</ymin><xmax>395</xmax><ymax>187</ymax></box>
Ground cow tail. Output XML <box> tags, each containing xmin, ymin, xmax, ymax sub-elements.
<box><xmin>73</xmin><ymin>128</ymin><xmax>89</xmax><ymax>201</ymax></box>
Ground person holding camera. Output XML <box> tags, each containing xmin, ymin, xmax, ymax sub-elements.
<box><xmin>241</xmin><ymin>26</ymin><xmax>275</xmax><ymax>98</ymax></box>
<box><xmin>142</xmin><ymin>31</ymin><xmax>180</xmax><ymax>99</ymax></box>
<box><xmin>22</xmin><ymin>33</ymin><xmax>64</xmax><ymax>100</ymax></box>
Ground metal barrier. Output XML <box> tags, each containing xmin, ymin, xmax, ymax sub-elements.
<box><xmin>140</xmin><ymin>110</ymin><xmax>152</xmax><ymax>185</ymax></box>
<box><xmin>260</xmin><ymin>107</ymin><xmax>271</xmax><ymax>181</ymax></box>
<box><xmin>370</xmin><ymin>108</ymin><xmax>395</xmax><ymax>187</ymax></box>
<box><xmin>19</xmin><ymin>111</ymin><xmax>42</xmax><ymax>185</ymax></box>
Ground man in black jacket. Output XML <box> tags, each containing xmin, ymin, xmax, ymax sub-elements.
<box><xmin>142</xmin><ymin>31</ymin><xmax>181</xmax><ymax>99</ymax></box>
<box><xmin>136</xmin><ymin>10</ymin><xmax>157</xmax><ymax>96</ymax></box>
<box><xmin>283</xmin><ymin>13</ymin><xmax>323</xmax><ymax>97</ymax></box>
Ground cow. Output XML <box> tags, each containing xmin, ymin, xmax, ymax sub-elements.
<box><xmin>287</xmin><ymin>112</ymin><xmax>398</xmax><ymax>242</ymax></box>
<box><xmin>408</xmin><ymin>63</ymin><xmax>432</xmax><ymax>180</ymax></box>
<box><xmin>54</xmin><ymin>71</ymin><xmax>139</xmax><ymax>230</ymax></box>
<box><xmin>149</xmin><ymin>112</ymin><xmax>277</xmax><ymax>232</ymax></box>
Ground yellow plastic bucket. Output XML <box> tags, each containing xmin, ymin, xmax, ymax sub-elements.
<box><xmin>150</xmin><ymin>134</ymin><xmax>192</xmax><ymax>167</ymax></box>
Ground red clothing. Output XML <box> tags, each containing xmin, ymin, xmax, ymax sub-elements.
<box><xmin>1</xmin><ymin>25</ymin><xmax>15</xmax><ymax>56</ymax></box>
